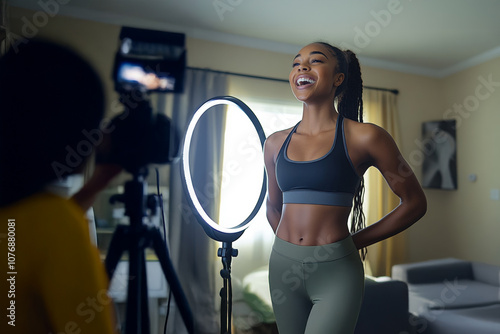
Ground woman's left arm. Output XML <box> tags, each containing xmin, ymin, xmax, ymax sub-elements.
<box><xmin>351</xmin><ymin>124</ymin><xmax>427</xmax><ymax>249</ymax></box>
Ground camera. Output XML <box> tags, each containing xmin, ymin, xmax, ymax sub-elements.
<box><xmin>107</xmin><ymin>27</ymin><xmax>186</xmax><ymax>173</ymax></box>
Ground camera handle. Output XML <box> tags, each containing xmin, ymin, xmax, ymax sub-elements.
<box><xmin>104</xmin><ymin>168</ymin><xmax>193</xmax><ymax>334</ymax></box>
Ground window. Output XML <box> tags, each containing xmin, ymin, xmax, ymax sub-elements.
<box><xmin>218</xmin><ymin>98</ymin><xmax>302</xmax><ymax>279</ymax></box>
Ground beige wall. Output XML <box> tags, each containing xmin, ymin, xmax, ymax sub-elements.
<box><xmin>434</xmin><ymin>57</ymin><xmax>500</xmax><ymax>266</ymax></box>
<box><xmin>8</xmin><ymin>6</ymin><xmax>500</xmax><ymax>266</ymax></box>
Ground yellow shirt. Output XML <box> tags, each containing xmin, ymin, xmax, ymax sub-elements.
<box><xmin>0</xmin><ymin>192</ymin><xmax>116</xmax><ymax>334</ymax></box>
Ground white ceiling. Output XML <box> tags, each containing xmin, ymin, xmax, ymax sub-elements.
<box><xmin>8</xmin><ymin>0</ymin><xmax>500</xmax><ymax>77</ymax></box>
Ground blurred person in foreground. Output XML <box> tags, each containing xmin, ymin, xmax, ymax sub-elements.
<box><xmin>0</xmin><ymin>39</ymin><xmax>122</xmax><ymax>333</ymax></box>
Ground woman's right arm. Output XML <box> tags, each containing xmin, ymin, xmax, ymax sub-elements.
<box><xmin>264</xmin><ymin>134</ymin><xmax>283</xmax><ymax>233</ymax></box>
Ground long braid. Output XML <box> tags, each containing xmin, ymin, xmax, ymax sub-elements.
<box><xmin>316</xmin><ymin>43</ymin><xmax>367</xmax><ymax>260</ymax></box>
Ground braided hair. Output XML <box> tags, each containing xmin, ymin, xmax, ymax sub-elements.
<box><xmin>316</xmin><ymin>42</ymin><xmax>367</xmax><ymax>259</ymax></box>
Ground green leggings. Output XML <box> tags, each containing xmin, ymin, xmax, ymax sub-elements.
<box><xmin>269</xmin><ymin>236</ymin><xmax>364</xmax><ymax>334</ymax></box>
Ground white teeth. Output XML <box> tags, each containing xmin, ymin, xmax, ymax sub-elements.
<box><xmin>296</xmin><ymin>77</ymin><xmax>316</xmax><ymax>85</ymax></box>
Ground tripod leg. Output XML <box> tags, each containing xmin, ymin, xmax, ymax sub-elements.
<box><xmin>105</xmin><ymin>225</ymin><xmax>128</xmax><ymax>280</ymax></box>
<box><xmin>149</xmin><ymin>227</ymin><xmax>194</xmax><ymax>334</ymax></box>
<box><xmin>125</xmin><ymin>229</ymin><xmax>142</xmax><ymax>334</ymax></box>
<box><xmin>141</xmin><ymin>253</ymin><xmax>150</xmax><ymax>334</ymax></box>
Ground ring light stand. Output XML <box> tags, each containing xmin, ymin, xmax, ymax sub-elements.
<box><xmin>181</xmin><ymin>96</ymin><xmax>267</xmax><ymax>334</ymax></box>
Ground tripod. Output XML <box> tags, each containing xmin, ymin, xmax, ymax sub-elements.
<box><xmin>105</xmin><ymin>168</ymin><xmax>194</xmax><ymax>334</ymax></box>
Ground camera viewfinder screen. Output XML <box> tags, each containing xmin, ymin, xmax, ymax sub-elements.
<box><xmin>117</xmin><ymin>62</ymin><xmax>175</xmax><ymax>92</ymax></box>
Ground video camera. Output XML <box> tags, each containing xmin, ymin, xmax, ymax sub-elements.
<box><xmin>107</xmin><ymin>27</ymin><xmax>186</xmax><ymax>173</ymax></box>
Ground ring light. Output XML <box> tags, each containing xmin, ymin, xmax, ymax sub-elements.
<box><xmin>181</xmin><ymin>96</ymin><xmax>267</xmax><ymax>242</ymax></box>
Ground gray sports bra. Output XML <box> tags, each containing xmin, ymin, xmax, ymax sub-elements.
<box><xmin>275</xmin><ymin>114</ymin><xmax>360</xmax><ymax>207</ymax></box>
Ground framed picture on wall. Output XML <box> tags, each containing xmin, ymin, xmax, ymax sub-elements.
<box><xmin>422</xmin><ymin>119</ymin><xmax>457</xmax><ymax>190</ymax></box>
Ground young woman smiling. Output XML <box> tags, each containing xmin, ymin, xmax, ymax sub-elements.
<box><xmin>264</xmin><ymin>42</ymin><xmax>427</xmax><ymax>334</ymax></box>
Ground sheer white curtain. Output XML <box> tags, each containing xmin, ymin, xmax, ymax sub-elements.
<box><xmin>222</xmin><ymin>100</ymin><xmax>302</xmax><ymax>281</ymax></box>
<box><xmin>167</xmin><ymin>69</ymin><xmax>228</xmax><ymax>334</ymax></box>
<box><xmin>224</xmin><ymin>75</ymin><xmax>302</xmax><ymax>282</ymax></box>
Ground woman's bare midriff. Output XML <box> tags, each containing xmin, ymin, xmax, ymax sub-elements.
<box><xmin>275</xmin><ymin>203</ymin><xmax>352</xmax><ymax>245</ymax></box>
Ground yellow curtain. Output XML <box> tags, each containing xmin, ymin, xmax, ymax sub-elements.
<box><xmin>363</xmin><ymin>89</ymin><xmax>406</xmax><ymax>277</ymax></box>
